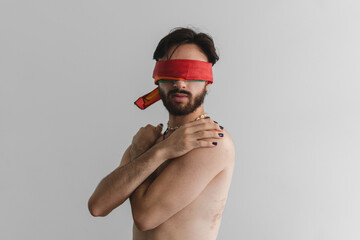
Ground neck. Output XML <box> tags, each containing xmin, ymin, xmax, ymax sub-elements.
<box><xmin>167</xmin><ymin>105</ymin><xmax>206</xmax><ymax>129</ymax></box>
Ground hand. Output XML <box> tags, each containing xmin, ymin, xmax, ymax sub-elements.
<box><xmin>158</xmin><ymin>118</ymin><xmax>224</xmax><ymax>160</ymax></box>
<box><xmin>130</xmin><ymin>124</ymin><xmax>163</xmax><ymax>160</ymax></box>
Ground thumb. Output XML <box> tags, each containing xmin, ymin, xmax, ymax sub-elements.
<box><xmin>156</xmin><ymin>123</ymin><xmax>163</xmax><ymax>135</ymax></box>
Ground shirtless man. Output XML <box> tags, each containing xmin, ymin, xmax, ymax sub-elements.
<box><xmin>88</xmin><ymin>27</ymin><xmax>235</xmax><ymax>240</ymax></box>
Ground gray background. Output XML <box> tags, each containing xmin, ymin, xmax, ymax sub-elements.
<box><xmin>1</xmin><ymin>0</ymin><xmax>360</xmax><ymax>239</ymax></box>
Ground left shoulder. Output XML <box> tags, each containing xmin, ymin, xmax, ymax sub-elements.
<box><xmin>208</xmin><ymin>128</ymin><xmax>235</xmax><ymax>167</ymax></box>
<box><xmin>216</xmin><ymin>129</ymin><xmax>235</xmax><ymax>153</ymax></box>
<box><xmin>176</xmin><ymin>128</ymin><xmax>235</xmax><ymax>172</ymax></box>
<box><xmin>205</xmin><ymin>128</ymin><xmax>234</xmax><ymax>158</ymax></box>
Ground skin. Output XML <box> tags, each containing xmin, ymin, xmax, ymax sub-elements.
<box><xmin>88</xmin><ymin>44</ymin><xmax>235</xmax><ymax>240</ymax></box>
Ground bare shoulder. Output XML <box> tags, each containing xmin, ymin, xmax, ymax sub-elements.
<box><xmin>175</xmin><ymin>128</ymin><xmax>235</xmax><ymax>172</ymax></box>
<box><xmin>207</xmin><ymin>128</ymin><xmax>235</xmax><ymax>168</ymax></box>
<box><xmin>217</xmin><ymin>129</ymin><xmax>235</xmax><ymax>156</ymax></box>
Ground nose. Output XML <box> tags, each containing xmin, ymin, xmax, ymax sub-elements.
<box><xmin>173</xmin><ymin>80</ymin><xmax>186</xmax><ymax>89</ymax></box>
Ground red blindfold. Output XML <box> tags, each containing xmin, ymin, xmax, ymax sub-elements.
<box><xmin>134</xmin><ymin>59</ymin><xmax>213</xmax><ymax>110</ymax></box>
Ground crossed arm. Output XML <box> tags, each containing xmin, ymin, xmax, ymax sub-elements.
<box><xmin>129</xmin><ymin>137</ymin><xmax>232</xmax><ymax>231</ymax></box>
<box><xmin>88</xmin><ymin>119</ymin><xmax>225</xmax><ymax>219</ymax></box>
<box><xmin>88</xmin><ymin>143</ymin><xmax>167</xmax><ymax>217</ymax></box>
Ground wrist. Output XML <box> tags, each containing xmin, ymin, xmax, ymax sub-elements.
<box><xmin>130</xmin><ymin>144</ymin><xmax>146</xmax><ymax>161</ymax></box>
<box><xmin>152</xmin><ymin>142</ymin><xmax>169</xmax><ymax>163</ymax></box>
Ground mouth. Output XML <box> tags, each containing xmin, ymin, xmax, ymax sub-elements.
<box><xmin>171</xmin><ymin>93</ymin><xmax>188</xmax><ymax>102</ymax></box>
<box><xmin>172</xmin><ymin>93</ymin><xmax>188</xmax><ymax>97</ymax></box>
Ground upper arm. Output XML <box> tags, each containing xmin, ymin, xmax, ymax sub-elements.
<box><xmin>140</xmin><ymin>133</ymin><xmax>235</xmax><ymax>228</ymax></box>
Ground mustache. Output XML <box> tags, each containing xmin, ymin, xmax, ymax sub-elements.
<box><xmin>168</xmin><ymin>89</ymin><xmax>191</xmax><ymax>97</ymax></box>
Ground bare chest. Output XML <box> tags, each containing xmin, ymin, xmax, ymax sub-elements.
<box><xmin>133</xmin><ymin>132</ymin><xmax>234</xmax><ymax>239</ymax></box>
<box><xmin>132</xmin><ymin>167</ymin><xmax>233</xmax><ymax>240</ymax></box>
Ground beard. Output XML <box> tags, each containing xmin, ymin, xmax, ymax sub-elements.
<box><xmin>159</xmin><ymin>85</ymin><xmax>207</xmax><ymax>116</ymax></box>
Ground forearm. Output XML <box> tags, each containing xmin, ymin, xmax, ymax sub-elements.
<box><xmin>88</xmin><ymin>145</ymin><xmax>166</xmax><ymax>216</ymax></box>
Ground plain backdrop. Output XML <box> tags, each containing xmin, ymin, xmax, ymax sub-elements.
<box><xmin>1</xmin><ymin>0</ymin><xmax>360</xmax><ymax>239</ymax></box>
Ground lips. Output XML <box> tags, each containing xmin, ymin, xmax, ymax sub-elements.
<box><xmin>172</xmin><ymin>93</ymin><xmax>188</xmax><ymax>97</ymax></box>
<box><xmin>171</xmin><ymin>93</ymin><xmax>188</xmax><ymax>102</ymax></box>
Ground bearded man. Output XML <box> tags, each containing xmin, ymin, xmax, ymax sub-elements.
<box><xmin>88</xmin><ymin>27</ymin><xmax>235</xmax><ymax>240</ymax></box>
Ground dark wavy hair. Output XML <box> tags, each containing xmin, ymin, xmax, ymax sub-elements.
<box><xmin>153</xmin><ymin>27</ymin><xmax>219</xmax><ymax>66</ymax></box>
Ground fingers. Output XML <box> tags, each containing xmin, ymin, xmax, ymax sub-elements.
<box><xmin>134</xmin><ymin>123</ymin><xmax>163</xmax><ymax>139</ymax></box>
<box><xmin>181</xmin><ymin>119</ymin><xmax>224</xmax><ymax>149</ymax></box>
<box><xmin>143</xmin><ymin>123</ymin><xmax>163</xmax><ymax>132</ymax></box>
<box><xmin>156</xmin><ymin>123</ymin><xmax>163</xmax><ymax>133</ymax></box>
<box><xmin>145</xmin><ymin>123</ymin><xmax>164</xmax><ymax>137</ymax></box>
<box><xmin>193</xmin><ymin>130</ymin><xmax>224</xmax><ymax>140</ymax></box>
<box><xmin>156</xmin><ymin>123</ymin><xmax>163</xmax><ymax>135</ymax></box>
<box><xmin>182</xmin><ymin>118</ymin><xmax>223</xmax><ymax>134</ymax></box>
<box><xmin>196</xmin><ymin>140</ymin><xmax>219</xmax><ymax>148</ymax></box>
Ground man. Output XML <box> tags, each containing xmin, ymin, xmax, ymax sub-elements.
<box><xmin>88</xmin><ymin>27</ymin><xmax>235</xmax><ymax>240</ymax></box>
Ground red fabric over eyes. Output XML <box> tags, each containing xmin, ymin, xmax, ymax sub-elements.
<box><xmin>134</xmin><ymin>59</ymin><xmax>213</xmax><ymax>110</ymax></box>
<box><xmin>153</xmin><ymin>59</ymin><xmax>213</xmax><ymax>84</ymax></box>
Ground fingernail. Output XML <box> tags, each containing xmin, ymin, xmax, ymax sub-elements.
<box><xmin>218</xmin><ymin>133</ymin><xmax>224</xmax><ymax>137</ymax></box>
<box><xmin>220</xmin><ymin>125</ymin><xmax>224</xmax><ymax>130</ymax></box>
<box><xmin>212</xmin><ymin>142</ymin><xmax>217</xmax><ymax>146</ymax></box>
<box><xmin>213</xmin><ymin>120</ymin><xmax>218</xmax><ymax>124</ymax></box>
<box><xmin>205</xmin><ymin>116</ymin><xmax>210</xmax><ymax>119</ymax></box>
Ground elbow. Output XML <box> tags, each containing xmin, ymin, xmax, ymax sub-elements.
<box><xmin>88</xmin><ymin>206</ymin><xmax>107</xmax><ymax>217</ymax></box>
<box><xmin>88</xmin><ymin>198</ymin><xmax>109</xmax><ymax>217</ymax></box>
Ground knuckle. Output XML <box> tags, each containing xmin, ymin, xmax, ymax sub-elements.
<box><xmin>196</xmin><ymin>119</ymin><xmax>205</xmax><ymax>125</ymax></box>
<box><xmin>183</xmin><ymin>127</ymin><xmax>190</xmax><ymax>135</ymax></box>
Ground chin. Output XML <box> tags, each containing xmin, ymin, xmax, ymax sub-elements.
<box><xmin>167</xmin><ymin>104</ymin><xmax>199</xmax><ymax>116</ymax></box>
